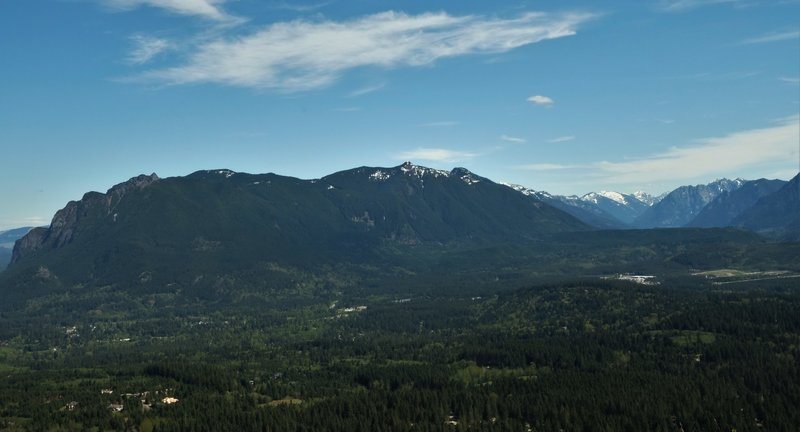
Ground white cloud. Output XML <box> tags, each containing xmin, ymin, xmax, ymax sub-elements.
<box><xmin>0</xmin><ymin>216</ymin><xmax>50</xmax><ymax>231</ymax></box>
<box><xmin>396</xmin><ymin>148</ymin><xmax>477</xmax><ymax>162</ymax></box>
<box><xmin>271</xmin><ymin>2</ymin><xmax>331</xmax><ymax>13</ymax></box>
<box><xmin>742</xmin><ymin>30</ymin><xmax>800</xmax><ymax>44</ymax></box>
<box><xmin>594</xmin><ymin>115</ymin><xmax>799</xmax><ymax>184</ymax></box>
<box><xmin>657</xmin><ymin>0</ymin><xmax>742</xmax><ymax>12</ymax></box>
<box><xmin>134</xmin><ymin>10</ymin><xmax>594</xmax><ymax>91</ymax></box>
<box><xmin>780</xmin><ymin>76</ymin><xmax>800</xmax><ymax>84</ymax></box>
<box><xmin>500</xmin><ymin>134</ymin><xmax>526</xmax><ymax>143</ymax></box>
<box><xmin>127</xmin><ymin>35</ymin><xmax>172</xmax><ymax>64</ymax></box>
<box><xmin>527</xmin><ymin>95</ymin><xmax>554</xmax><ymax>106</ymax></box>
<box><xmin>107</xmin><ymin>0</ymin><xmax>237</xmax><ymax>21</ymax></box>
<box><xmin>348</xmin><ymin>82</ymin><xmax>386</xmax><ymax>97</ymax></box>
<box><xmin>548</xmin><ymin>135</ymin><xmax>575</xmax><ymax>143</ymax></box>
<box><xmin>667</xmin><ymin>71</ymin><xmax>761</xmax><ymax>81</ymax></box>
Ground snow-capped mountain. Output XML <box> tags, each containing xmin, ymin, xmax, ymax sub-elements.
<box><xmin>633</xmin><ymin>191</ymin><xmax>662</xmax><ymax>207</ymax></box>
<box><xmin>579</xmin><ymin>191</ymin><xmax>651</xmax><ymax>225</ymax></box>
<box><xmin>505</xmin><ymin>184</ymin><xmax>629</xmax><ymax>229</ymax></box>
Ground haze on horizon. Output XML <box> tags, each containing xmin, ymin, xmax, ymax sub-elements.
<box><xmin>0</xmin><ymin>0</ymin><xmax>798</xmax><ymax>230</ymax></box>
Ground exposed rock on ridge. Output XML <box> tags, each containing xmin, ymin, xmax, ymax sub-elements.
<box><xmin>11</xmin><ymin>174</ymin><xmax>159</xmax><ymax>263</ymax></box>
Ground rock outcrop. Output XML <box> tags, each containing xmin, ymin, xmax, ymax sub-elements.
<box><xmin>11</xmin><ymin>174</ymin><xmax>158</xmax><ymax>263</ymax></box>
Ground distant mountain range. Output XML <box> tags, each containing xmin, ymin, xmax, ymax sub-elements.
<box><xmin>1</xmin><ymin>163</ymin><xmax>797</xmax><ymax>314</ymax></box>
<box><xmin>3</xmin><ymin>166</ymin><xmax>797</xmax><ymax>281</ymax></box>
<box><xmin>632</xmin><ymin>179</ymin><xmax>746</xmax><ymax>228</ymax></box>
<box><xmin>505</xmin><ymin>175</ymin><xmax>796</xmax><ymax>236</ymax></box>
<box><xmin>687</xmin><ymin>179</ymin><xmax>787</xmax><ymax>228</ymax></box>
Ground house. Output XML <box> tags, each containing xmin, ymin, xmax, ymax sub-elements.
<box><xmin>108</xmin><ymin>403</ymin><xmax>124</xmax><ymax>412</ymax></box>
<box><xmin>162</xmin><ymin>396</ymin><xmax>179</xmax><ymax>404</ymax></box>
<box><xmin>66</xmin><ymin>401</ymin><xmax>79</xmax><ymax>411</ymax></box>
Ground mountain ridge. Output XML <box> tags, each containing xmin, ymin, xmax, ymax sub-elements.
<box><xmin>633</xmin><ymin>178</ymin><xmax>745</xmax><ymax>228</ymax></box>
<box><xmin>687</xmin><ymin>179</ymin><xmax>787</xmax><ymax>228</ymax></box>
<box><xmin>7</xmin><ymin>163</ymin><xmax>589</xmax><ymax>288</ymax></box>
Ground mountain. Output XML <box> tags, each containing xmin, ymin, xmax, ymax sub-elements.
<box><xmin>687</xmin><ymin>179</ymin><xmax>787</xmax><ymax>228</ymax></box>
<box><xmin>633</xmin><ymin>178</ymin><xmax>745</xmax><ymax>228</ymax></box>
<box><xmin>633</xmin><ymin>191</ymin><xmax>662</xmax><ymax>207</ymax></box>
<box><xmin>0</xmin><ymin>227</ymin><xmax>34</xmax><ymax>271</ymax></box>
<box><xmin>580</xmin><ymin>191</ymin><xmax>651</xmax><ymax>225</ymax></box>
<box><xmin>505</xmin><ymin>187</ymin><xmax>661</xmax><ymax>228</ymax></box>
<box><xmin>504</xmin><ymin>185</ymin><xmax>628</xmax><ymax>229</ymax></box>
<box><xmin>731</xmin><ymin>173</ymin><xmax>800</xmax><ymax>240</ymax></box>
<box><xmin>6</xmin><ymin>163</ymin><xmax>588</xmax><ymax>294</ymax></box>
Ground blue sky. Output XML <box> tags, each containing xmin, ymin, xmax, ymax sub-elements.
<box><xmin>1</xmin><ymin>0</ymin><xmax>798</xmax><ymax>230</ymax></box>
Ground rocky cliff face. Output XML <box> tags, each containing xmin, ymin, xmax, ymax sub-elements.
<box><xmin>11</xmin><ymin>174</ymin><xmax>159</xmax><ymax>263</ymax></box>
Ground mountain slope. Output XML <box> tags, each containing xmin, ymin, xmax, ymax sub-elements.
<box><xmin>5</xmin><ymin>164</ymin><xmax>589</xmax><ymax>295</ymax></box>
<box><xmin>580</xmin><ymin>191</ymin><xmax>650</xmax><ymax>225</ymax></box>
<box><xmin>505</xmin><ymin>185</ymin><xmax>628</xmax><ymax>229</ymax></box>
<box><xmin>731</xmin><ymin>173</ymin><xmax>800</xmax><ymax>240</ymax></box>
<box><xmin>687</xmin><ymin>179</ymin><xmax>787</xmax><ymax>228</ymax></box>
<box><xmin>633</xmin><ymin>179</ymin><xmax>745</xmax><ymax>228</ymax></box>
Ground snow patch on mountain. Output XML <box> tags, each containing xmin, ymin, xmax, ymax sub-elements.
<box><xmin>502</xmin><ymin>183</ymin><xmax>551</xmax><ymax>200</ymax></box>
<box><xmin>399</xmin><ymin>162</ymin><xmax>451</xmax><ymax>179</ymax></box>
<box><xmin>370</xmin><ymin>170</ymin><xmax>391</xmax><ymax>181</ymax></box>
<box><xmin>633</xmin><ymin>191</ymin><xmax>662</xmax><ymax>206</ymax></box>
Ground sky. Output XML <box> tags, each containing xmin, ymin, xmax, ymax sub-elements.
<box><xmin>1</xmin><ymin>0</ymin><xmax>799</xmax><ymax>230</ymax></box>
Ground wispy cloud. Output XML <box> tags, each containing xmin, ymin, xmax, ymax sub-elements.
<box><xmin>657</xmin><ymin>0</ymin><xmax>743</xmax><ymax>12</ymax></box>
<box><xmin>742</xmin><ymin>30</ymin><xmax>800</xmax><ymax>44</ymax></box>
<box><xmin>127</xmin><ymin>35</ymin><xmax>173</xmax><ymax>64</ymax></box>
<box><xmin>334</xmin><ymin>106</ymin><xmax>361</xmax><ymax>112</ymax></box>
<box><xmin>527</xmin><ymin>95</ymin><xmax>554</xmax><ymax>106</ymax></box>
<box><xmin>593</xmin><ymin>115</ymin><xmax>799</xmax><ymax>184</ymax></box>
<box><xmin>271</xmin><ymin>1</ymin><xmax>331</xmax><ymax>13</ymax></box>
<box><xmin>107</xmin><ymin>0</ymin><xmax>238</xmax><ymax>21</ymax></box>
<box><xmin>500</xmin><ymin>134</ymin><xmax>526</xmax><ymax>143</ymax></box>
<box><xmin>133</xmin><ymin>10</ymin><xmax>594</xmax><ymax>91</ymax></box>
<box><xmin>548</xmin><ymin>135</ymin><xmax>575</xmax><ymax>143</ymax></box>
<box><xmin>396</xmin><ymin>148</ymin><xmax>477</xmax><ymax>162</ymax></box>
<box><xmin>348</xmin><ymin>82</ymin><xmax>386</xmax><ymax>97</ymax></box>
<box><xmin>420</xmin><ymin>121</ymin><xmax>460</xmax><ymax>128</ymax></box>
<box><xmin>0</xmin><ymin>216</ymin><xmax>50</xmax><ymax>230</ymax></box>
<box><xmin>780</xmin><ymin>76</ymin><xmax>800</xmax><ymax>84</ymax></box>
<box><xmin>667</xmin><ymin>71</ymin><xmax>760</xmax><ymax>81</ymax></box>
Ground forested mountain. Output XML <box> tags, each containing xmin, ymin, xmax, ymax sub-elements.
<box><xmin>687</xmin><ymin>178</ymin><xmax>787</xmax><ymax>228</ymax></box>
<box><xmin>633</xmin><ymin>179</ymin><xmax>744</xmax><ymax>228</ymax></box>
<box><xmin>732</xmin><ymin>173</ymin><xmax>800</xmax><ymax>240</ymax></box>
<box><xmin>1</xmin><ymin>167</ymin><xmax>799</xmax><ymax>432</ymax></box>
<box><xmin>4</xmin><ymin>164</ymin><xmax>588</xmax><ymax>304</ymax></box>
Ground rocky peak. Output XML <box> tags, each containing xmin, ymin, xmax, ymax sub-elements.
<box><xmin>397</xmin><ymin>162</ymin><xmax>451</xmax><ymax>179</ymax></box>
<box><xmin>11</xmin><ymin>173</ymin><xmax>159</xmax><ymax>264</ymax></box>
<box><xmin>450</xmin><ymin>167</ymin><xmax>484</xmax><ymax>185</ymax></box>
